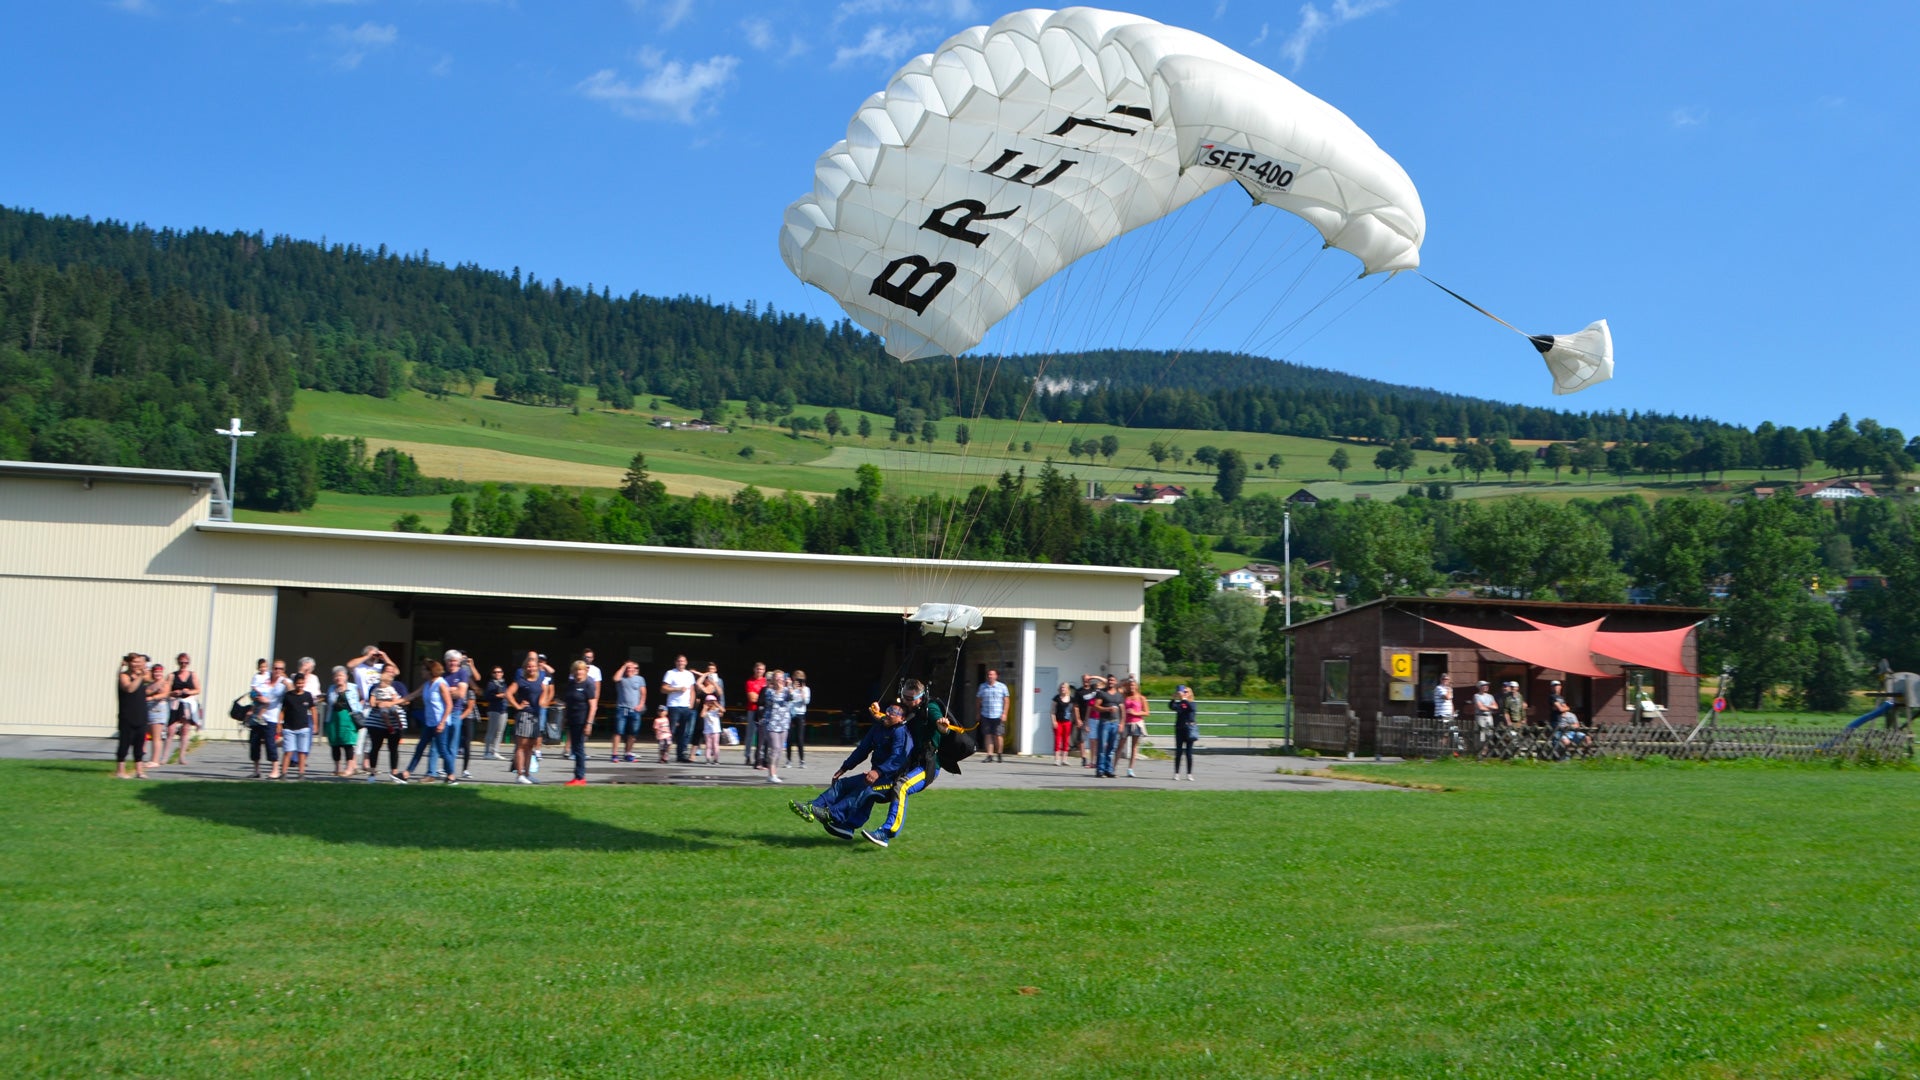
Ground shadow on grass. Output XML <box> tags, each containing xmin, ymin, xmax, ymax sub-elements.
<box><xmin>677</xmin><ymin>826</ymin><xmax>854</xmax><ymax>849</ymax></box>
<box><xmin>992</xmin><ymin>808</ymin><xmax>1091</xmax><ymax>817</ymax></box>
<box><xmin>26</xmin><ymin>762</ymin><xmax>107</xmax><ymax>775</ymax></box>
<box><xmin>138</xmin><ymin>781</ymin><xmax>718</xmax><ymax>853</ymax></box>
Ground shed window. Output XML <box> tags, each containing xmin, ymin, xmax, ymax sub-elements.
<box><xmin>1321</xmin><ymin>659</ymin><xmax>1350</xmax><ymax>704</ymax></box>
<box><xmin>1623</xmin><ymin>667</ymin><xmax>1669</xmax><ymax>708</ymax></box>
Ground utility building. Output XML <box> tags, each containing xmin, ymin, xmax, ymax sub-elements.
<box><xmin>1287</xmin><ymin>596</ymin><xmax>1709</xmax><ymax>754</ymax></box>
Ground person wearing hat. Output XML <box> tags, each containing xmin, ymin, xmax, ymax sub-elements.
<box><xmin>1500</xmin><ymin>681</ymin><xmax>1529</xmax><ymax>729</ymax></box>
<box><xmin>1470</xmin><ymin>680</ymin><xmax>1499</xmax><ymax>756</ymax></box>
<box><xmin>1547</xmin><ymin>680</ymin><xmax>1568</xmax><ymax>714</ymax></box>
<box><xmin>791</xmin><ymin>701</ymin><xmax>912</xmax><ymax>840</ymax></box>
<box><xmin>1170</xmin><ymin>685</ymin><xmax>1199</xmax><ymax>781</ymax></box>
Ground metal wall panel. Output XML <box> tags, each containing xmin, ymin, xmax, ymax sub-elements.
<box><xmin>0</xmin><ymin>576</ymin><xmax>212</xmax><ymax>736</ymax></box>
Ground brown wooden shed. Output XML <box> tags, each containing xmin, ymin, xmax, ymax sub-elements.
<box><xmin>1286</xmin><ymin>597</ymin><xmax>1710</xmax><ymax>753</ymax></box>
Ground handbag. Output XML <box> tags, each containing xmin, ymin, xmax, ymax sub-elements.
<box><xmin>228</xmin><ymin>693</ymin><xmax>252</xmax><ymax>723</ymax></box>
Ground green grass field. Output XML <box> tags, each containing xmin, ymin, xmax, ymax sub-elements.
<box><xmin>287</xmin><ymin>386</ymin><xmax>1828</xmax><ymax>509</ymax></box>
<box><xmin>233</xmin><ymin>491</ymin><xmax>461</xmax><ymax>531</ymax></box>
<box><xmin>4</xmin><ymin>759</ymin><xmax>1914</xmax><ymax>1077</ymax></box>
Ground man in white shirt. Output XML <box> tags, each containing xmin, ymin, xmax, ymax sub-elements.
<box><xmin>1470</xmin><ymin>679</ymin><xmax>1498</xmax><ymax>755</ymax></box>
<box><xmin>1432</xmin><ymin>672</ymin><xmax>1457</xmax><ymax>751</ymax></box>
<box><xmin>975</xmin><ymin>669</ymin><xmax>1011</xmax><ymax>763</ymax></box>
<box><xmin>347</xmin><ymin>645</ymin><xmax>391</xmax><ymax>702</ymax></box>
<box><xmin>662</xmin><ymin>655</ymin><xmax>698</xmax><ymax>763</ymax></box>
<box><xmin>581</xmin><ymin>648</ymin><xmax>604</xmax><ymax>685</ymax></box>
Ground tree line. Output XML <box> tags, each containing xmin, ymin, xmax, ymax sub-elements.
<box><xmin>7</xmin><ymin>203</ymin><xmax>1899</xmax><ymax>463</ymax></box>
<box><xmin>1173</xmin><ymin>486</ymin><xmax>1920</xmax><ymax>708</ymax></box>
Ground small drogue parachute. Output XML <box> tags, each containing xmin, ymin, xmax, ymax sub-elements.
<box><xmin>906</xmin><ymin>602</ymin><xmax>984</xmax><ymax>637</ymax></box>
<box><xmin>780</xmin><ymin>6</ymin><xmax>1609</xmax><ymax>392</ymax></box>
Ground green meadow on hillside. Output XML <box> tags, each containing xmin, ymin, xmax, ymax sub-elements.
<box><xmin>280</xmin><ymin>387</ymin><xmax>1818</xmax><ymax>528</ymax></box>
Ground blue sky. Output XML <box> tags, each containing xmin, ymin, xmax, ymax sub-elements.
<box><xmin>5</xmin><ymin>1</ymin><xmax>1916</xmax><ymax>432</ymax></box>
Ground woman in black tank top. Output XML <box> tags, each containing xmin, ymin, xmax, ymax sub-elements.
<box><xmin>163</xmin><ymin>657</ymin><xmax>199</xmax><ymax>766</ymax></box>
<box><xmin>115</xmin><ymin>655</ymin><xmax>151</xmax><ymax>779</ymax></box>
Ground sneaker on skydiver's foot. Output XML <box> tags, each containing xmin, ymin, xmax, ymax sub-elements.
<box><xmin>823</xmin><ymin>822</ymin><xmax>854</xmax><ymax>840</ymax></box>
<box><xmin>789</xmin><ymin>799</ymin><xmax>816</xmax><ymax>822</ymax></box>
<box><xmin>861</xmin><ymin>830</ymin><xmax>890</xmax><ymax>848</ymax></box>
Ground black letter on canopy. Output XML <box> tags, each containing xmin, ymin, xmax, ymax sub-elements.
<box><xmin>979</xmin><ymin>149</ymin><xmax>1078</xmax><ymax>188</ymax></box>
<box><xmin>922</xmin><ymin>200</ymin><xmax>1019</xmax><ymax>247</ymax></box>
<box><xmin>1047</xmin><ymin>115</ymin><xmax>1140</xmax><ymax>138</ymax></box>
<box><xmin>869</xmin><ymin>255</ymin><xmax>956</xmax><ymax>315</ymax></box>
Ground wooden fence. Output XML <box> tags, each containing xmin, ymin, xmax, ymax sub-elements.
<box><xmin>1373</xmin><ymin>715</ymin><xmax>1912</xmax><ymax>762</ymax></box>
<box><xmin>1294</xmin><ymin>710</ymin><xmax>1357</xmax><ymax>755</ymax></box>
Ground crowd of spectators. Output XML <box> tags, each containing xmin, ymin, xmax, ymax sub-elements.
<box><xmin>114</xmin><ymin>650</ymin><xmax>1207</xmax><ymax>782</ymax></box>
<box><xmin>114</xmin><ymin>646</ymin><xmax>818</xmax><ymax>785</ymax></box>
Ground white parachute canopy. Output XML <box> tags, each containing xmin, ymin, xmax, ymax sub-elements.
<box><xmin>906</xmin><ymin>602</ymin><xmax>985</xmax><ymax>637</ymax></box>
<box><xmin>1532</xmin><ymin>320</ymin><xmax>1614</xmax><ymax>395</ymax></box>
<box><xmin>779</xmin><ymin>6</ymin><xmax>1425</xmax><ymax>362</ymax></box>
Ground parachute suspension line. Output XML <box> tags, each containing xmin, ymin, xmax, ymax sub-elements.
<box><xmin>931</xmin><ymin>134</ymin><xmax>1185</xmax><ymax>593</ymax></box>
<box><xmin>1242</xmin><ymin>261</ymin><xmax>1365</xmax><ymax>358</ymax></box>
<box><xmin>1253</xmin><ymin>273</ymin><xmax>1390</xmax><ymax>360</ymax></box>
<box><xmin>1098</xmin><ymin>231</ymin><xmax>1338</xmax><ymax>482</ymax></box>
<box><xmin>1417</xmin><ymin>273</ymin><xmax>1532</xmax><ymax>339</ymax></box>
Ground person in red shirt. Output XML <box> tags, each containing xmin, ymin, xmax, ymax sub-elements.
<box><xmin>743</xmin><ymin>661</ymin><xmax>768</xmax><ymax>770</ymax></box>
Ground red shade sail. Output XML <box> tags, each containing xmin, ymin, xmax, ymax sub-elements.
<box><xmin>1421</xmin><ymin>617</ymin><xmax>1611</xmax><ymax>677</ymax></box>
<box><xmin>1583</xmin><ymin>622</ymin><xmax>1701</xmax><ymax>677</ymax></box>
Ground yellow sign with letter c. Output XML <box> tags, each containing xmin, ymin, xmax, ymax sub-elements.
<box><xmin>1390</xmin><ymin>653</ymin><xmax>1412</xmax><ymax>679</ymax></box>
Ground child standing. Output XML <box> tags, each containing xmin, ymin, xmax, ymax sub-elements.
<box><xmin>700</xmin><ymin>695</ymin><xmax>724</xmax><ymax>764</ymax></box>
<box><xmin>652</xmin><ymin>706</ymin><xmax>672</xmax><ymax>763</ymax></box>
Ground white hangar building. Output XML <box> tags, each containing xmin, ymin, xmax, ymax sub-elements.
<box><xmin>1</xmin><ymin>462</ymin><xmax>1174</xmax><ymax>756</ymax></box>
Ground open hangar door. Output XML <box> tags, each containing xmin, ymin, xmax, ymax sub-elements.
<box><xmin>273</xmin><ymin>587</ymin><xmax>939</xmax><ymax>746</ymax></box>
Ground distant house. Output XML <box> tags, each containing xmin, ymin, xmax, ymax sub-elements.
<box><xmin>678</xmin><ymin>419</ymin><xmax>731</xmax><ymax>434</ymax></box>
<box><xmin>1242</xmin><ymin>562</ymin><xmax>1284</xmax><ymax>584</ymax></box>
<box><xmin>650</xmin><ymin>416</ymin><xmax>675</xmax><ymax>428</ymax></box>
<box><xmin>1795</xmin><ymin>479</ymin><xmax>1876</xmax><ymax>500</ymax></box>
<box><xmin>1130</xmin><ymin>483</ymin><xmax>1188</xmax><ymax>504</ymax></box>
<box><xmin>1751</xmin><ymin>486</ymin><xmax>1777</xmax><ymax>499</ymax></box>
<box><xmin>1286</xmin><ymin>488</ymin><xmax>1321</xmax><ymax>505</ymax></box>
<box><xmin>1216</xmin><ymin>568</ymin><xmax>1269</xmax><ymax>602</ymax></box>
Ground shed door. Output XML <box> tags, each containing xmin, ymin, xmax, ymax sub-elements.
<box><xmin>1416</xmin><ymin>653</ymin><xmax>1450</xmax><ymax>718</ymax></box>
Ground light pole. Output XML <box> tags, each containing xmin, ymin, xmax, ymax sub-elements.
<box><xmin>1283</xmin><ymin>506</ymin><xmax>1293</xmax><ymax>748</ymax></box>
<box><xmin>213</xmin><ymin>417</ymin><xmax>254</xmax><ymax>517</ymax></box>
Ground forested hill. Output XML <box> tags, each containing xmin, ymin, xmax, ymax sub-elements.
<box><xmin>0</xmin><ymin>204</ymin><xmax>1755</xmax><ymax>472</ymax></box>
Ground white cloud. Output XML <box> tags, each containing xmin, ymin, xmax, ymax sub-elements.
<box><xmin>834</xmin><ymin>0</ymin><xmax>976</xmax><ymax>28</ymax></box>
<box><xmin>1279</xmin><ymin>0</ymin><xmax>1392</xmax><ymax>72</ymax></box>
<box><xmin>833</xmin><ymin>23</ymin><xmax>922</xmax><ymax>68</ymax></box>
<box><xmin>741</xmin><ymin>16</ymin><xmax>807</xmax><ymax>58</ymax></box>
<box><xmin>112</xmin><ymin>0</ymin><xmax>155</xmax><ymax>13</ymax></box>
<box><xmin>1669</xmin><ymin>105</ymin><xmax>1708</xmax><ymax>128</ymax></box>
<box><xmin>627</xmin><ymin>0</ymin><xmax>695</xmax><ymax>32</ymax></box>
<box><xmin>329</xmin><ymin>21</ymin><xmax>397</xmax><ymax>70</ymax></box>
<box><xmin>578</xmin><ymin>51</ymin><xmax>740</xmax><ymax>124</ymax></box>
<box><xmin>430</xmin><ymin>53</ymin><xmax>453</xmax><ymax>78</ymax></box>
<box><xmin>1250</xmin><ymin>22</ymin><xmax>1269</xmax><ymax>47</ymax></box>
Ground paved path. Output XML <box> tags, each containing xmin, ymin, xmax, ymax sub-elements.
<box><xmin>0</xmin><ymin>736</ymin><xmax>1405</xmax><ymax>793</ymax></box>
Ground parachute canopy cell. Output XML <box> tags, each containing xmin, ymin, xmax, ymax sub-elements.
<box><xmin>780</xmin><ymin>6</ymin><xmax>1426</xmax><ymax>361</ymax></box>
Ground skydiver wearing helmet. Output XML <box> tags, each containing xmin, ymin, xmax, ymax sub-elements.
<box><xmin>789</xmin><ymin>678</ymin><xmax>974</xmax><ymax>848</ymax></box>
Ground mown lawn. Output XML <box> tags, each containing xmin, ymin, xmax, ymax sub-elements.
<box><xmin>3</xmin><ymin>759</ymin><xmax>1914</xmax><ymax>1078</ymax></box>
